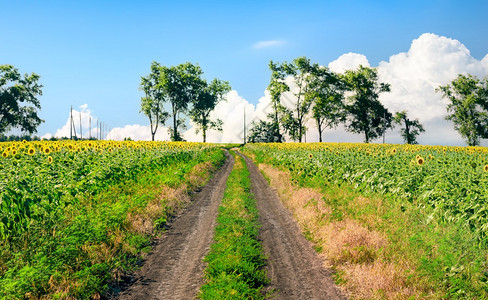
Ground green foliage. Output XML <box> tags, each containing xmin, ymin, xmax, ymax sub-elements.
<box><xmin>343</xmin><ymin>65</ymin><xmax>392</xmax><ymax>143</ymax></box>
<box><xmin>140</xmin><ymin>62</ymin><xmax>170</xmax><ymax>141</ymax></box>
<box><xmin>199</xmin><ymin>153</ymin><xmax>269</xmax><ymax>299</ymax></box>
<box><xmin>437</xmin><ymin>74</ymin><xmax>488</xmax><ymax>146</ymax></box>
<box><xmin>244</xmin><ymin>142</ymin><xmax>488</xmax><ymax>298</ymax></box>
<box><xmin>0</xmin><ymin>65</ymin><xmax>43</xmax><ymax>135</ymax></box>
<box><xmin>190</xmin><ymin>78</ymin><xmax>231</xmax><ymax>142</ymax></box>
<box><xmin>393</xmin><ymin>110</ymin><xmax>425</xmax><ymax>144</ymax></box>
<box><xmin>247</xmin><ymin>120</ymin><xmax>280</xmax><ymax>143</ymax></box>
<box><xmin>306</xmin><ymin>64</ymin><xmax>346</xmax><ymax>142</ymax></box>
<box><xmin>0</xmin><ymin>141</ymin><xmax>225</xmax><ymax>298</ymax></box>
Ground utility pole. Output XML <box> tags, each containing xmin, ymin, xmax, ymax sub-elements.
<box><xmin>70</xmin><ymin>106</ymin><xmax>73</xmax><ymax>140</ymax></box>
<box><xmin>243</xmin><ymin>107</ymin><xmax>246</xmax><ymax>144</ymax></box>
<box><xmin>79</xmin><ymin>112</ymin><xmax>82</xmax><ymax>140</ymax></box>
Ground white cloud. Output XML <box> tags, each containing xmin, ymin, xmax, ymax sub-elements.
<box><xmin>42</xmin><ymin>104</ymin><xmax>101</xmax><ymax>139</ymax></box>
<box><xmin>377</xmin><ymin>33</ymin><xmax>488</xmax><ymax>145</ymax></box>
<box><xmin>252</xmin><ymin>40</ymin><xmax>286</xmax><ymax>50</ymax></box>
<box><xmin>43</xmin><ymin>34</ymin><xmax>488</xmax><ymax>146</ymax></box>
<box><xmin>328</xmin><ymin>53</ymin><xmax>370</xmax><ymax>73</ymax></box>
<box><xmin>107</xmin><ymin>124</ymin><xmax>171</xmax><ymax>141</ymax></box>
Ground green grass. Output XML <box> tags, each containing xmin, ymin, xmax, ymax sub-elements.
<box><xmin>244</xmin><ymin>144</ymin><xmax>488</xmax><ymax>299</ymax></box>
<box><xmin>0</xmin><ymin>148</ymin><xmax>226</xmax><ymax>299</ymax></box>
<box><xmin>199</xmin><ymin>152</ymin><xmax>269</xmax><ymax>299</ymax></box>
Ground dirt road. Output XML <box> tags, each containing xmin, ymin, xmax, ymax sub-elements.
<box><xmin>115</xmin><ymin>151</ymin><xmax>234</xmax><ymax>300</ymax></box>
<box><xmin>115</xmin><ymin>150</ymin><xmax>344</xmax><ymax>299</ymax></box>
<box><xmin>240</xmin><ymin>153</ymin><xmax>345</xmax><ymax>299</ymax></box>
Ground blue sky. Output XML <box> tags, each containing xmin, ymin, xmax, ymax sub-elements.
<box><xmin>1</xmin><ymin>0</ymin><xmax>488</xmax><ymax>143</ymax></box>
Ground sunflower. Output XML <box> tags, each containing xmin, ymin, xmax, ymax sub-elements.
<box><xmin>2</xmin><ymin>151</ymin><xmax>8</xmax><ymax>158</ymax></box>
<box><xmin>44</xmin><ymin>147</ymin><xmax>51</xmax><ymax>154</ymax></box>
<box><xmin>308</xmin><ymin>153</ymin><xmax>313</xmax><ymax>159</ymax></box>
<box><xmin>416</xmin><ymin>156</ymin><xmax>425</xmax><ymax>166</ymax></box>
<box><xmin>484</xmin><ymin>164</ymin><xmax>488</xmax><ymax>172</ymax></box>
<box><xmin>48</xmin><ymin>156</ymin><xmax>53</xmax><ymax>164</ymax></box>
<box><xmin>28</xmin><ymin>147</ymin><xmax>36</xmax><ymax>155</ymax></box>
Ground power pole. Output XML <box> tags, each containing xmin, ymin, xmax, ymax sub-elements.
<box><xmin>79</xmin><ymin>112</ymin><xmax>82</xmax><ymax>140</ymax></box>
<box><xmin>70</xmin><ymin>106</ymin><xmax>72</xmax><ymax>139</ymax></box>
<box><xmin>243</xmin><ymin>107</ymin><xmax>246</xmax><ymax>144</ymax></box>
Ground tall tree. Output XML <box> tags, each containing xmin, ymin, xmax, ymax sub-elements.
<box><xmin>0</xmin><ymin>65</ymin><xmax>43</xmax><ymax>135</ymax></box>
<box><xmin>190</xmin><ymin>78</ymin><xmax>231</xmax><ymax>142</ymax></box>
<box><xmin>279</xmin><ymin>56</ymin><xmax>314</xmax><ymax>142</ymax></box>
<box><xmin>139</xmin><ymin>61</ymin><xmax>169</xmax><ymax>141</ymax></box>
<box><xmin>437</xmin><ymin>74</ymin><xmax>488</xmax><ymax>146</ymax></box>
<box><xmin>393</xmin><ymin>110</ymin><xmax>425</xmax><ymax>144</ymax></box>
<box><xmin>343</xmin><ymin>65</ymin><xmax>392</xmax><ymax>143</ymax></box>
<box><xmin>306</xmin><ymin>65</ymin><xmax>345</xmax><ymax>142</ymax></box>
<box><xmin>267</xmin><ymin>61</ymin><xmax>290</xmax><ymax>142</ymax></box>
<box><xmin>165</xmin><ymin>63</ymin><xmax>204</xmax><ymax>141</ymax></box>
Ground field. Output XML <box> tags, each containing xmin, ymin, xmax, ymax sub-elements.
<box><xmin>0</xmin><ymin>140</ymin><xmax>225</xmax><ymax>298</ymax></box>
<box><xmin>243</xmin><ymin>142</ymin><xmax>488</xmax><ymax>298</ymax></box>
<box><xmin>1</xmin><ymin>140</ymin><xmax>488</xmax><ymax>299</ymax></box>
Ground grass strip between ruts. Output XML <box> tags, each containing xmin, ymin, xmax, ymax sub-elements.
<box><xmin>199</xmin><ymin>152</ymin><xmax>269</xmax><ymax>299</ymax></box>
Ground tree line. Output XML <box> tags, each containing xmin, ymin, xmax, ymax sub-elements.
<box><xmin>139</xmin><ymin>61</ymin><xmax>231</xmax><ymax>142</ymax></box>
<box><xmin>1</xmin><ymin>61</ymin><xmax>487</xmax><ymax>146</ymax></box>
<box><xmin>248</xmin><ymin>57</ymin><xmax>488</xmax><ymax>146</ymax></box>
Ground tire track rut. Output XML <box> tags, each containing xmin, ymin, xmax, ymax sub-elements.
<box><xmin>240</xmin><ymin>153</ymin><xmax>345</xmax><ymax>300</ymax></box>
<box><xmin>115</xmin><ymin>151</ymin><xmax>234</xmax><ymax>300</ymax></box>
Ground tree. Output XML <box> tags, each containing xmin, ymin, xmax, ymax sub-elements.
<box><xmin>0</xmin><ymin>65</ymin><xmax>43</xmax><ymax>135</ymax></box>
<box><xmin>343</xmin><ymin>65</ymin><xmax>392</xmax><ymax>143</ymax></box>
<box><xmin>437</xmin><ymin>74</ymin><xmax>488</xmax><ymax>146</ymax></box>
<box><xmin>306</xmin><ymin>65</ymin><xmax>345</xmax><ymax>142</ymax></box>
<box><xmin>283</xmin><ymin>57</ymin><xmax>315</xmax><ymax>142</ymax></box>
<box><xmin>393</xmin><ymin>110</ymin><xmax>425</xmax><ymax>144</ymax></box>
<box><xmin>165</xmin><ymin>63</ymin><xmax>204</xmax><ymax>141</ymax></box>
<box><xmin>247</xmin><ymin>120</ymin><xmax>278</xmax><ymax>143</ymax></box>
<box><xmin>190</xmin><ymin>78</ymin><xmax>231</xmax><ymax>142</ymax></box>
<box><xmin>140</xmin><ymin>61</ymin><xmax>169</xmax><ymax>141</ymax></box>
<box><xmin>267</xmin><ymin>61</ymin><xmax>290</xmax><ymax>142</ymax></box>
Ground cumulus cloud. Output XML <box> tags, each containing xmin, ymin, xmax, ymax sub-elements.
<box><xmin>41</xmin><ymin>104</ymin><xmax>101</xmax><ymax>139</ymax></box>
<box><xmin>43</xmin><ymin>33</ymin><xmax>488</xmax><ymax>146</ymax></box>
<box><xmin>328</xmin><ymin>53</ymin><xmax>370</xmax><ymax>73</ymax></box>
<box><xmin>253</xmin><ymin>40</ymin><xmax>286</xmax><ymax>50</ymax></box>
<box><xmin>377</xmin><ymin>33</ymin><xmax>488</xmax><ymax>145</ymax></box>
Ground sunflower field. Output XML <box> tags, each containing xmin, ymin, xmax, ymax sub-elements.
<box><xmin>244</xmin><ymin>142</ymin><xmax>488</xmax><ymax>239</ymax></box>
<box><xmin>0</xmin><ymin>140</ymin><xmax>224</xmax><ymax>298</ymax></box>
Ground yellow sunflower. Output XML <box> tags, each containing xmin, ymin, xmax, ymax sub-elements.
<box><xmin>28</xmin><ymin>147</ymin><xmax>36</xmax><ymax>155</ymax></box>
<box><xmin>308</xmin><ymin>153</ymin><xmax>313</xmax><ymax>159</ymax></box>
<box><xmin>2</xmin><ymin>151</ymin><xmax>8</xmax><ymax>158</ymax></box>
<box><xmin>48</xmin><ymin>156</ymin><xmax>53</xmax><ymax>164</ymax></box>
<box><xmin>44</xmin><ymin>147</ymin><xmax>51</xmax><ymax>154</ymax></box>
<box><xmin>416</xmin><ymin>156</ymin><xmax>425</xmax><ymax>166</ymax></box>
<box><xmin>484</xmin><ymin>164</ymin><xmax>488</xmax><ymax>172</ymax></box>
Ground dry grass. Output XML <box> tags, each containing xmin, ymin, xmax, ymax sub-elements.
<box><xmin>258</xmin><ymin>163</ymin><xmax>421</xmax><ymax>299</ymax></box>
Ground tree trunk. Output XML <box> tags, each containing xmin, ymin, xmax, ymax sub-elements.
<box><xmin>317</xmin><ymin>118</ymin><xmax>323</xmax><ymax>142</ymax></box>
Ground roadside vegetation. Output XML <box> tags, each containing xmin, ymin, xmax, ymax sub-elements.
<box><xmin>0</xmin><ymin>140</ymin><xmax>225</xmax><ymax>299</ymax></box>
<box><xmin>244</xmin><ymin>142</ymin><xmax>488</xmax><ymax>299</ymax></box>
<box><xmin>199</xmin><ymin>152</ymin><xmax>269</xmax><ymax>299</ymax></box>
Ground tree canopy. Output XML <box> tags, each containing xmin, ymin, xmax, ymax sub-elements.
<box><xmin>393</xmin><ymin>110</ymin><xmax>425</xmax><ymax>144</ymax></box>
<box><xmin>437</xmin><ymin>74</ymin><xmax>488</xmax><ymax>146</ymax></box>
<box><xmin>0</xmin><ymin>65</ymin><xmax>43</xmax><ymax>135</ymax></box>
<box><xmin>343</xmin><ymin>65</ymin><xmax>392</xmax><ymax>143</ymax></box>
<box><xmin>190</xmin><ymin>78</ymin><xmax>231</xmax><ymax>142</ymax></box>
<box><xmin>306</xmin><ymin>64</ymin><xmax>345</xmax><ymax>142</ymax></box>
<box><xmin>140</xmin><ymin>61</ymin><xmax>229</xmax><ymax>142</ymax></box>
